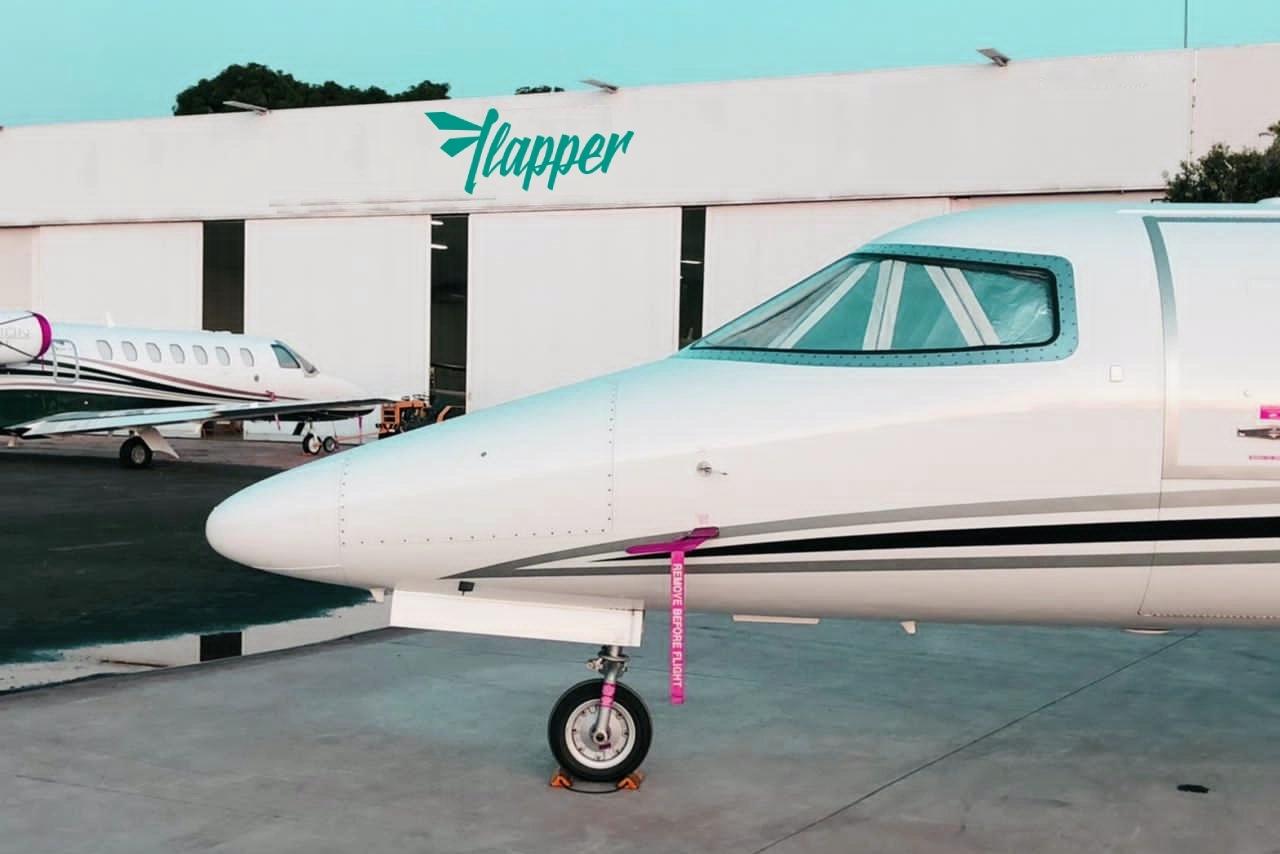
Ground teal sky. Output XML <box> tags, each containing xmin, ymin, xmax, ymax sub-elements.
<box><xmin>2</xmin><ymin>0</ymin><xmax>1278</xmax><ymax>126</ymax></box>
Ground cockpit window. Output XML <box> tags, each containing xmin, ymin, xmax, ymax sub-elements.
<box><xmin>694</xmin><ymin>253</ymin><xmax>1056</xmax><ymax>355</ymax></box>
<box><xmin>685</xmin><ymin>244</ymin><xmax>1077</xmax><ymax>368</ymax></box>
<box><xmin>272</xmin><ymin>344</ymin><xmax>300</xmax><ymax>369</ymax></box>
<box><xmin>272</xmin><ymin>342</ymin><xmax>317</xmax><ymax>374</ymax></box>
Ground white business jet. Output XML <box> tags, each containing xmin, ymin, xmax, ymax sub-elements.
<box><xmin>0</xmin><ymin>313</ymin><xmax>384</xmax><ymax>467</ymax></box>
<box><xmin>208</xmin><ymin>202</ymin><xmax>1280</xmax><ymax>782</ymax></box>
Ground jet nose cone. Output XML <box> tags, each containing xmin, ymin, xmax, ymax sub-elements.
<box><xmin>206</xmin><ymin>458</ymin><xmax>345</xmax><ymax>579</ymax></box>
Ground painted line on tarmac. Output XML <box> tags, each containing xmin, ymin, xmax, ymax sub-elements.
<box><xmin>48</xmin><ymin>540</ymin><xmax>140</xmax><ymax>553</ymax></box>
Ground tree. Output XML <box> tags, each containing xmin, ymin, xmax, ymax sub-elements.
<box><xmin>174</xmin><ymin>63</ymin><xmax>450</xmax><ymax>115</ymax></box>
<box><xmin>1165</xmin><ymin>121</ymin><xmax>1280</xmax><ymax>202</ymax></box>
<box><xmin>514</xmin><ymin>85</ymin><xmax>565</xmax><ymax>95</ymax></box>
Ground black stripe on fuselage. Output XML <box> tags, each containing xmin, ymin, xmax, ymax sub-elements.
<box><xmin>607</xmin><ymin>516</ymin><xmax>1280</xmax><ymax>562</ymax></box>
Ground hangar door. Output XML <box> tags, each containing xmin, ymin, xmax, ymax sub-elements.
<box><xmin>702</xmin><ymin>199</ymin><xmax>951</xmax><ymax>332</ymax></box>
<box><xmin>467</xmin><ymin>208</ymin><xmax>681</xmax><ymax>410</ymax></box>
<box><xmin>32</xmin><ymin>223</ymin><xmax>202</xmax><ymax>327</ymax></box>
<box><xmin>244</xmin><ymin>216</ymin><xmax>432</xmax><ymax>441</ymax></box>
<box><xmin>0</xmin><ymin>229</ymin><xmax>35</xmax><ymax>311</ymax></box>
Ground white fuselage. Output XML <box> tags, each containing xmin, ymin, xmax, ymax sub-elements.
<box><xmin>0</xmin><ymin>321</ymin><xmax>364</xmax><ymax>429</ymax></box>
<box><xmin>208</xmin><ymin>203</ymin><xmax>1280</xmax><ymax>631</ymax></box>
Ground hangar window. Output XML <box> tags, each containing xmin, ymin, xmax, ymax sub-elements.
<box><xmin>121</xmin><ymin>341</ymin><xmax>138</xmax><ymax>362</ymax></box>
<box><xmin>96</xmin><ymin>340</ymin><xmax>113</xmax><ymax>360</ymax></box>
<box><xmin>687</xmin><ymin>246</ymin><xmax>1075</xmax><ymax>367</ymax></box>
<box><xmin>146</xmin><ymin>343</ymin><xmax>162</xmax><ymax>363</ymax></box>
<box><xmin>215</xmin><ymin>346</ymin><xmax>231</xmax><ymax>366</ymax></box>
<box><xmin>272</xmin><ymin>343</ymin><xmax>300</xmax><ymax>369</ymax></box>
<box><xmin>240</xmin><ymin>348</ymin><xmax>255</xmax><ymax>367</ymax></box>
<box><xmin>193</xmin><ymin>345</ymin><xmax>209</xmax><ymax>366</ymax></box>
<box><xmin>170</xmin><ymin>344</ymin><xmax>186</xmax><ymax>364</ymax></box>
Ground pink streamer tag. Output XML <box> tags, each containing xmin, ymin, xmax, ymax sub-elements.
<box><xmin>670</xmin><ymin>550</ymin><xmax>686</xmax><ymax>705</ymax></box>
<box><xmin>1261</xmin><ymin>406</ymin><xmax>1280</xmax><ymax>421</ymax></box>
<box><xmin>625</xmin><ymin>527</ymin><xmax>719</xmax><ymax>706</ymax></box>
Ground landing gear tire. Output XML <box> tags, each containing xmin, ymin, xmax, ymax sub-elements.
<box><xmin>118</xmin><ymin>436</ymin><xmax>153</xmax><ymax>469</ymax></box>
<box><xmin>548</xmin><ymin>679</ymin><xmax>652</xmax><ymax>783</ymax></box>
<box><xmin>301</xmin><ymin>433</ymin><xmax>322</xmax><ymax>455</ymax></box>
<box><xmin>321</xmin><ymin>436</ymin><xmax>339</xmax><ymax>454</ymax></box>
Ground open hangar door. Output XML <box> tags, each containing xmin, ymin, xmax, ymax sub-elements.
<box><xmin>466</xmin><ymin>208</ymin><xmax>681</xmax><ymax>411</ymax></box>
<box><xmin>243</xmin><ymin>216</ymin><xmax>431</xmax><ymax>443</ymax></box>
<box><xmin>701</xmin><ymin>199</ymin><xmax>952</xmax><ymax>332</ymax></box>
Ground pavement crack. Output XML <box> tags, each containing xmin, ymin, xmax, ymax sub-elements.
<box><xmin>750</xmin><ymin>630</ymin><xmax>1201</xmax><ymax>854</ymax></box>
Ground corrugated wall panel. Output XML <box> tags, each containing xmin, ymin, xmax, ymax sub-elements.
<box><xmin>467</xmin><ymin>208</ymin><xmax>680</xmax><ymax>410</ymax></box>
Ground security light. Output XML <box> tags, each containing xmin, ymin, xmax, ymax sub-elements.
<box><xmin>222</xmin><ymin>100</ymin><xmax>270</xmax><ymax>115</ymax></box>
<box><xmin>580</xmin><ymin>78</ymin><xmax>619</xmax><ymax>93</ymax></box>
<box><xmin>978</xmin><ymin>48</ymin><xmax>1010</xmax><ymax>67</ymax></box>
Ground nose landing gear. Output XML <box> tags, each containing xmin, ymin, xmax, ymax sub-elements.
<box><xmin>547</xmin><ymin>645</ymin><xmax>652</xmax><ymax>784</ymax></box>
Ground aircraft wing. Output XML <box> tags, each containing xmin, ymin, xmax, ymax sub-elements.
<box><xmin>12</xmin><ymin>397</ymin><xmax>390</xmax><ymax>438</ymax></box>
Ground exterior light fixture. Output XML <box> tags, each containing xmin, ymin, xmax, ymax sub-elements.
<box><xmin>580</xmin><ymin>78</ymin><xmax>620</xmax><ymax>93</ymax></box>
<box><xmin>977</xmin><ymin>48</ymin><xmax>1010</xmax><ymax>67</ymax></box>
<box><xmin>222</xmin><ymin>100</ymin><xmax>270</xmax><ymax>115</ymax></box>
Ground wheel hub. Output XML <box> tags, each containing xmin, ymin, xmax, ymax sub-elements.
<box><xmin>566</xmin><ymin>700</ymin><xmax>634</xmax><ymax>768</ymax></box>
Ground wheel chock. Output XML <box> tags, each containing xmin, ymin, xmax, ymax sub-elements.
<box><xmin>615</xmin><ymin>771</ymin><xmax>645</xmax><ymax>790</ymax></box>
<box><xmin>548</xmin><ymin>768</ymin><xmax>646</xmax><ymax>793</ymax></box>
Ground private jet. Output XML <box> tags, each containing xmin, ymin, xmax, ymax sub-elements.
<box><xmin>0</xmin><ymin>312</ymin><xmax>384</xmax><ymax>467</ymax></box>
<box><xmin>208</xmin><ymin>202</ymin><xmax>1280</xmax><ymax>782</ymax></box>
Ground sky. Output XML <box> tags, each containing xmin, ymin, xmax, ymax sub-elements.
<box><xmin>1</xmin><ymin>0</ymin><xmax>1278</xmax><ymax>126</ymax></box>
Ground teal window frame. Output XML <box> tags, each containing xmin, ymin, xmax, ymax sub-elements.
<box><xmin>679</xmin><ymin>243</ymin><xmax>1078</xmax><ymax>368</ymax></box>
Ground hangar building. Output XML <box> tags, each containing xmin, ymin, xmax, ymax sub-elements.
<box><xmin>0</xmin><ymin>43</ymin><xmax>1277</xmax><ymax>438</ymax></box>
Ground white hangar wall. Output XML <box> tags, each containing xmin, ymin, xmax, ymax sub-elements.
<box><xmin>243</xmin><ymin>215</ymin><xmax>432</xmax><ymax>438</ymax></box>
<box><xmin>467</xmin><ymin>208</ymin><xmax>680</xmax><ymax>410</ymax></box>
<box><xmin>0</xmin><ymin>46</ymin><xmax>1275</xmax><ymax>226</ymax></box>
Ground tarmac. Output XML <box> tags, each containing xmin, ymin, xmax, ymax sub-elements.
<box><xmin>5</xmin><ymin>437</ymin><xmax>1280</xmax><ymax>852</ymax></box>
<box><xmin>4</xmin><ymin>617</ymin><xmax>1280</xmax><ymax>853</ymax></box>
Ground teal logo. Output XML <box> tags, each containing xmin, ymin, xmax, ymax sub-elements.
<box><xmin>427</xmin><ymin>108</ymin><xmax>634</xmax><ymax>194</ymax></box>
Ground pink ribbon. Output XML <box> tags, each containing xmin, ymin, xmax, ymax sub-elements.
<box><xmin>625</xmin><ymin>527</ymin><xmax>718</xmax><ymax>704</ymax></box>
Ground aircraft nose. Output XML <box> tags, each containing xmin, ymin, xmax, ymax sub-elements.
<box><xmin>206</xmin><ymin>458</ymin><xmax>344</xmax><ymax>578</ymax></box>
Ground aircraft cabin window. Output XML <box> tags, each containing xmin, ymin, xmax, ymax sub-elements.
<box><xmin>96</xmin><ymin>340</ymin><xmax>113</xmax><ymax>360</ymax></box>
<box><xmin>215</xmin><ymin>346</ymin><xmax>231</xmax><ymax>366</ymax></box>
<box><xmin>122</xmin><ymin>341</ymin><xmax>138</xmax><ymax>362</ymax></box>
<box><xmin>146</xmin><ymin>342</ymin><xmax>162</xmax><ymax>363</ymax></box>
<box><xmin>193</xmin><ymin>345</ymin><xmax>209</xmax><ymax>365</ymax></box>
<box><xmin>692</xmin><ymin>250</ymin><xmax>1060</xmax><ymax>363</ymax></box>
<box><xmin>240</xmin><ymin>347</ymin><xmax>255</xmax><ymax>367</ymax></box>
<box><xmin>272</xmin><ymin>343</ymin><xmax>301</xmax><ymax>369</ymax></box>
<box><xmin>170</xmin><ymin>344</ymin><xmax>186</xmax><ymax>364</ymax></box>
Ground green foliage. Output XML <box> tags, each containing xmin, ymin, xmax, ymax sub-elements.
<box><xmin>174</xmin><ymin>63</ymin><xmax>450</xmax><ymax>115</ymax></box>
<box><xmin>1165</xmin><ymin>122</ymin><xmax>1280</xmax><ymax>202</ymax></box>
<box><xmin>514</xmin><ymin>85</ymin><xmax>565</xmax><ymax>95</ymax></box>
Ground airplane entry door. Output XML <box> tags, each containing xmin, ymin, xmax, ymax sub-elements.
<box><xmin>1141</xmin><ymin>215</ymin><xmax>1280</xmax><ymax>619</ymax></box>
<box><xmin>50</xmin><ymin>339</ymin><xmax>79</xmax><ymax>385</ymax></box>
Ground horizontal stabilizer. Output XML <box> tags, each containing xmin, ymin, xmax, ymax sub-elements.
<box><xmin>390</xmin><ymin>585</ymin><xmax>645</xmax><ymax>647</ymax></box>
